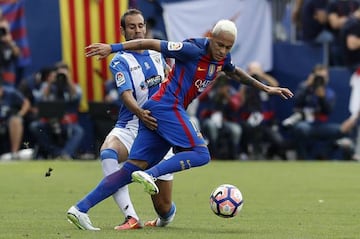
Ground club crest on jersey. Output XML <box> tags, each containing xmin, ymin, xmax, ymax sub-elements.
<box><xmin>115</xmin><ymin>72</ymin><xmax>125</xmax><ymax>87</ymax></box>
<box><xmin>167</xmin><ymin>42</ymin><xmax>183</xmax><ymax>51</ymax></box>
<box><xmin>140</xmin><ymin>81</ymin><xmax>147</xmax><ymax>90</ymax></box>
<box><xmin>208</xmin><ymin>64</ymin><xmax>216</xmax><ymax>76</ymax></box>
<box><xmin>154</xmin><ymin>55</ymin><xmax>161</xmax><ymax>64</ymax></box>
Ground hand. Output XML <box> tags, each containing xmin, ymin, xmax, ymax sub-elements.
<box><xmin>85</xmin><ymin>43</ymin><xmax>112</xmax><ymax>59</ymax></box>
<box><xmin>315</xmin><ymin>86</ymin><xmax>326</xmax><ymax>97</ymax></box>
<box><xmin>267</xmin><ymin>86</ymin><xmax>294</xmax><ymax>99</ymax></box>
<box><xmin>138</xmin><ymin>109</ymin><xmax>158</xmax><ymax>130</ymax></box>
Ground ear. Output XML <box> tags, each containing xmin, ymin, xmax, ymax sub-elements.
<box><xmin>205</xmin><ymin>30</ymin><xmax>213</xmax><ymax>38</ymax></box>
<box><xmin>120</xmin><ymin>26</ymin><xmax>125</xmax><ymax>36</ymax></box>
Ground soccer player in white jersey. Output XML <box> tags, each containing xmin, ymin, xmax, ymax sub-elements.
<box><xmin>67</xmin><ymin>9</ymin><xmax>176</xmax><ymax>231</ymax></box>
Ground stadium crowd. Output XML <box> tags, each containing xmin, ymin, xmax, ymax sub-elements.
<box><xmin>0</xmin><ymin>0</ymin><xmax>359</xmax><ymax>162</ymax></box>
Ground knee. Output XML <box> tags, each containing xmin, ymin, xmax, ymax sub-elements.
<box><xmin>100</xmin><ymin>148</ymin><xmax>118</xmax><ymax>161</ymax></box>
<box><xmin>127</xmin><ymin>159</ymin><xmax>148</xmax><ymax>170</ymax></box>
<box><xmin>193</xmin><ymin>146</ymin><xmax>211</xmax><ymax>166</ymax></box>
<box><xmin>73</xmin><ymin>124</ymin><xmax>84</xmax><ymax>136</ymax></box>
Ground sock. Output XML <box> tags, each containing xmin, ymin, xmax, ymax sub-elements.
<box><xmin>159</xmin><ymin>202</ymin><xmax>176</xmax><ymax>220</ymax></box>
<box><xmin>157</xmin><ymin>202</ymin><xmax>176</xmax><ymax>227</ymax></box>
<box><xmin>100</xmin><ymin>149</ymin><xmax>139</xmax><ymax>220</ymax></box>
<box><xmin>146</xmin><ymin>146</ymin><xmax>210</xmax><ymax>178</ymax></box>
<box><xmin>100</xmin><ymin>148</ymin><xmax>119</xmax><ymax>176</ymax></box>
<box><xmin>76</xmin><ymin>162</ymin><xmax>142</xmax><ymax>213</ymax></box>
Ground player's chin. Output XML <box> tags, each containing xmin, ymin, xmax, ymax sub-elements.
<box><xmin>213</xmin><ymin>55</ymin><xmax>225</xmax><ymax>61</ymax></box>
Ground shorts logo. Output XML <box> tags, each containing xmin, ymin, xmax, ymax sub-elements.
<box><xmin>167</xmin><ymin>42</ymin><xmax>183</xmax><ymax>51</ymax></box>
<box><xmin>115</xmin><ymin>72</ymin><xmax>125</xmax><ymax>87</ymax></box>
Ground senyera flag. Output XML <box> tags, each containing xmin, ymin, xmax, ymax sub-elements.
<box><xmin>59</xmin><ymin>0</ymin><xmax>128</xmax><ymax>111</ymax></box>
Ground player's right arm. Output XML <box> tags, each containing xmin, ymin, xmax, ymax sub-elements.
<box><xmin>120</xmin><ymin>90</ymin><xmax>157</xmax><ymax>130</ymax></box>
<box><xmin>110</xmin><ymin>57</ymin><xmax>158</xmax><ymax>130</ymax></box>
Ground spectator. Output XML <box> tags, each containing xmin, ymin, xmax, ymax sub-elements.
<box><xmin>339</xmin><ymin>7</ymin><xmax>360</xmax><ymax>71</ymax></box>
<box><xmin>29</xmin><ymin>63</ymin><xmax>84</xmax><ymax>159</ymax></box>
<box><xmin>283</xmin><ymin>64</ymin><xmax>349</xmax><ymax>159</ymax></box>
<box><xmin>327</xmin><ymin>0</ymin><xmax>359</xmax><ymax>66</ymax></box>
<box><xmin>145</xmin><ymin>17</ymin><xmax>166</xmax><ymax>40</ymax></box>
<box><xmin>17</xmin><ymin>67</ymin><xmax>54</xmax><ymax>149</ymax></box>
<box><xmin>0</xmin><ymin>0</ymin><xmax>31</xmax><ymax>86</ymax></box>
<box><xmin>293</xmin><ymin>0</ymin><xmax>331</xmax><ymax>44</ymax></box>
<box><xmin>340</xmin><ymin>67</ymin><xmax>360</xmax><ymax>160</ymax></box>
<box><xmin>0</xmin><ymin>79</ymin><xmax>30</xmax><ymax>160</ymax></box>
<box><xmin>0</xmin><ymin>12</ymin><xmax>20</xmax><ymax>87</ymax></box>
<box><xmin>238</xmin><ymin>61</ymin><xmax>286</xmax><ymax>160</ymax></box>
<box><xmin>198</xmin><ymin>73</ymin><xmax>243</xmax><ymax>159</ymax></box>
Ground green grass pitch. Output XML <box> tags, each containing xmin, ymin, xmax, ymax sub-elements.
<box><xmin>0</xmin><ymin>160</ymin><xmax>359</xmax><ymax>239</ymax></box>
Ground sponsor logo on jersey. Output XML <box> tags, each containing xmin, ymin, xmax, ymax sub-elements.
<box><xmin>115</xmin><ymin>72</ymin><xmax>125</xmax><ymax>87</ymax></box>
<box><xmin>130</xmin><ymin>65</ymin><xmax>141</xmax><ymax>72</ymax></box>
<box><xmin>145</xmin><ymin>75</ymin><xmax>162</xmax><ymax>88</ymax></box>
<box><xmin>167</xmin><ymin>42</ymin><xmax>183</xmax><ymax>51</ymax></box>
<box><xmin>194</xmin><ymin>79</ymin><xmax>212</xmax><ymax>92</ymax></box>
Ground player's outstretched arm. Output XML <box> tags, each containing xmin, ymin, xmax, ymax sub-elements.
<box><xmin>226</xmin><ymin>67</ymin><xmax>294</xmax><ymax>99</ymax></box>
<box><xmin>85</xmin><ymin>39</ymin><xmax>162</xmax><ymax>59</ymax></box>
<box><xmin>85</xmin><ymin>43</ymin><xmax>112</xmax><ymax>59</ymax></box>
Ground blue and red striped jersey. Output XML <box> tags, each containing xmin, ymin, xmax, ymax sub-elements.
<box><xmin>152</xmin><ymin>38</ymin><xmax>235</xmax><ymax>109</ymax></box>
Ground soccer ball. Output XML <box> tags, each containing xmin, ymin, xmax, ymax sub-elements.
<box><xmin>209</xmin><ymin>184</ymin><xmax>244</xmax><ymax>218</ymax></box>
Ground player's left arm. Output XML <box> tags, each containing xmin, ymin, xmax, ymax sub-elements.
<box><xmin>225</xmin><ymin>67</ymin><xmax>293</xmax><ymax>99</ymax></box>
<box><xmin>85</xmin><ymin>39</ymin><xmax>161</xmax><ymax>59</ymax></box>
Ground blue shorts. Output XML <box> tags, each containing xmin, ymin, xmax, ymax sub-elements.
<box><xmin>129</xmin><ymin>99</ymin><xmax>206</xmax><ymax>166</ymax></box>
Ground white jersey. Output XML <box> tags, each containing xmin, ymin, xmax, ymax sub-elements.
<box><xmin>109</xmin><ymin>50</ymin><xmax>173</xmax><ymax>181</ymax></box>
<box><xmin>110</xmin><ymin>50</ymin><xmax>165</xmax><ymax>132</ymax></box>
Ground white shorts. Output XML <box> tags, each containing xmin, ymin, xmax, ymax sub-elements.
<box><xmin>108</xmin><ymin>127</ymin><xmax>174</xmax><ymax>181</ymax></box>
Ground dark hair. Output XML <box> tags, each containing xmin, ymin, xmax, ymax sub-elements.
<box><xmin>121</xmin><ymin>8</ymin><xmax>144</xmax><ymax>29</ymax></box>
<box><xmin>312</xmin><ymin>64</ymin><xmax>327</xmax><ymax>73</ymax></box>
<box><xmin>39</xmin><ymin>66</ymin><xmax>56</xmax><ymax>82</ymax></box>
<box><xmin>55</xmin><ymin>61</ymin><xmax>69</xmax><ymax>70</ymax></box>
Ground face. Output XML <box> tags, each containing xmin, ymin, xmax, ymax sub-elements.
<box><xmin>208</xmin><ymin>31</ymin><xmax>235</xmax><ymax>61</ymax></box>
<box><xmin>122</xmin><ymin>14</ymin><xmax>146</xmax><ymax>41</ymax></box>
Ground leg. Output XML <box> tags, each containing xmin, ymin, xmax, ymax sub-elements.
<box><xmin>145</xmin><ymin>178</ymin><xmax>176</xmax><ymax>227</ymax></box>
<box><xmin>67</xmin><ymin>160</ymin><xmax>144</xmax><ymax>231</ymax></box>
<box><xmin>29</xmin><ymin>120</ymin><xmax>61</xmax><ymax>158</ymax></box>
<box><xmin>291</xmin><ymin>121</ymin><xmax>312</xmax><ymax>159</ymax></box>
<box><xmin>100</xmin><ymin>128</ymin><xmax>142</xmax><ymax>230</ymax></box>
<box><xmin>61</xmin><ymin>123</ymin><xmax>84</xmax><ymax>158</ymax></box>
<box><xmin>8</xmin><ymin>115</ymin><xmax>23</xmax><ymax>154</ymax></box>
<box><xmin>354</xmin><ymin>126</ymin><xmax>360</xmax><ymax>160</ymax></box>
<box><xmin>201</xmin><ymin>118</ymin><xmax>219</xmax><ymax>157</ymax></box>
<box><xmin>223</xmin><ymin>121</ymin><xmax>242</xmax><ymax>159</ymax></box>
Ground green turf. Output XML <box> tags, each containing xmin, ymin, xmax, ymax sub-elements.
<box><xmin>0</xmin><ymin>160</ymin><xmax>359</xmax><ymax>239</ymax></box>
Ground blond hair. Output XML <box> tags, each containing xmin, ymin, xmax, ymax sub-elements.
<box><xmin>211</xmin><ymin>19</ymin><xmax>237</xmax><ymax>39</ymax></box>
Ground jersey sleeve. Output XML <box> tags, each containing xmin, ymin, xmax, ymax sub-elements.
<box><xmin>109</xmin><ymin>55</ymin><xmax>133</xmax><ymax>96</ymax></box>
<box><xmin>160</xmin><ymin>40</ymin><xmax>200</xmax><ymax>62</ymax></box>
